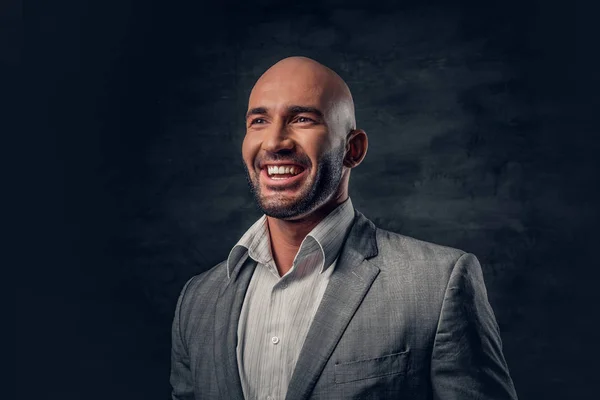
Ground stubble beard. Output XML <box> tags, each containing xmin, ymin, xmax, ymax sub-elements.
<box><xmin>244</xmin><ymin>143</ymin><xmax>346</xmax><ymax>220</ymax></box>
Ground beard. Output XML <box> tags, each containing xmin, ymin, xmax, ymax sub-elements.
<box><xmin>244</xmin><ymin>143</ymin><xmax>346</xmax><ymax>220</ymax></box>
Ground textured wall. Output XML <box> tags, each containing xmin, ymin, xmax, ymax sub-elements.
<box><xmin>25</xmin><ymin>0</ymin><xmax>600</xmax><ymax>399</ymax></box>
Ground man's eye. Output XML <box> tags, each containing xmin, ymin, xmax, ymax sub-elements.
<box><xmin>250</xmin><ymin>118</ymin><xmax>266</xmax><ymax>125</ymax></box>
<box><xmin>296</xmin><ymin>116</ymin><xmax>314</xmax><ymax>123</ymax></box>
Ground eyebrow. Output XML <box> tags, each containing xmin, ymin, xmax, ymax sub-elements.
<box><xmin>245</xmin><ymin>107</ymin><xmax>267</xmax><ymax>120</ymax></box>
<box><xmin>287</xmin><ymin>106</ymin><xmax>324</xmax><ymax>118</ymax></box>
<box><xmin>245</xmin><ymin>105</ymin><xmax>324</xmax><ymax>120</ymax></box>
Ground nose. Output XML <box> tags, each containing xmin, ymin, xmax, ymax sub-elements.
<box><xmin>261</xmin><ymin>122</ymin><xmax>294</xmax><ymax>153</ymax></box>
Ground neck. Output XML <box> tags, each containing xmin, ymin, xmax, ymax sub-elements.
<box><xmin>266</xmin><ymin>192</ymin><xmax>348</xmax><ymax>276</ymax></box>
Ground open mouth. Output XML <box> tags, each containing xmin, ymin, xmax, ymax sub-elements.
<box><xmin>266</xmin><ymin>165</ymin><xmax>304</xmax><ymax>179</ymax></box>
<box><xmin>260</xmin><ymin>164</ymin><xmax>307</xmax><ymax>186</ymax></box>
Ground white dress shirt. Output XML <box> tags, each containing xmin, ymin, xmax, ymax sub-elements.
<box><xmin>225</xmin><ymin>198</ymin><xmax>356</xmax><ymax>400</ymax></box>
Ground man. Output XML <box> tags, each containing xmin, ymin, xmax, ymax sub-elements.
<box><xmin>170</xmin><ymin>56</ymin><xmax>517</xmax><ymax>400</ymax></box>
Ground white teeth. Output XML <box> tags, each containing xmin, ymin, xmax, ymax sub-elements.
<box><xmin>266</xmin><ymin>165</ymin><xmax>302</xmax><ymax>176</ymax></box>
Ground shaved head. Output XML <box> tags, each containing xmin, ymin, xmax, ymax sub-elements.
<box><xmin>250</xmin><ymin>56</ymin><xmax>356</xmax><ymax>136</ymax></box>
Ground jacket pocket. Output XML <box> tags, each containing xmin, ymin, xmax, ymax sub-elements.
<box><xmin>334</xmin><ymin>350</ymin><xmax>410</xmax><ymax>384</ymax></box>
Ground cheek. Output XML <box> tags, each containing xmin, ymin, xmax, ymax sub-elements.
<box><xmin>241</xmin><ymin>135</ymin><xmax>257</xmax><ymax>167</ymax></box>
<box><xmin>299</xmin><ymin>136</ymin><xmax>333</xmax><ymax>163</ymax></box>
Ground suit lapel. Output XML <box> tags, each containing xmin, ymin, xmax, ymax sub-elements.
<box><xmin>285</xmin><ymin>211</ymin><xmax>380</xmax><ymax>400</ymax></box>
<box><xmin>214</xmin><ymin>253</ymin><xmax>257</xmax><ymax>400</ymax></box>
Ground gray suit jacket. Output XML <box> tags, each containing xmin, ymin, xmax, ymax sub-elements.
<box><xmin>170</xmin><ymin>210</ymin><xmax>517</xmax><ymax>399</ymax></box>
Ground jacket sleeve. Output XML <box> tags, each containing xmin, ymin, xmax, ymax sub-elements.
<box><xmin>170</xmin><ymin>277</ymin><xmax>196</xmax><ymax>400</ymax></box>
<box><xmin>430</xmin><ymin>253</ymin><xmax>518</xmax><ymax>399</ymax></box>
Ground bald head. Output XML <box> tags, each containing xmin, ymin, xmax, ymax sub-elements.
<box><xmin>249</xmin><ymin>56</ymin><xmax>356</xmax><ymax>135</ymax></box>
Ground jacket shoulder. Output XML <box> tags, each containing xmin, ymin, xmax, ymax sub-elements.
<box><xmin>181</xmin><ymin>259</ymin><xmax>228</xmax><ymax>299</ymax></box>
<box><xmin>372</xmin><ymin>227</ymin><xmax>468</xmax><ymax>288</ymax></box>
<box><xmin>375</xmin><ymin>227</ymin><xmax>465</xmax><ymax>262</ymax></box>
<box><xmin>175</xmin><ymin>260</ymin><xmax>229</xmax><ymax>336</ymax></box>
<box><xmin>371</xmin><ymin>227</ymin><xmax>470</xmax><ymax>310</ymax></box>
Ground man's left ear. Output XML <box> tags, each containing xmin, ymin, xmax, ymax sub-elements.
<box><xmin>343</xmin><ymin>129</ymin><xmax>368</xmax><ymax>168</ymax></box>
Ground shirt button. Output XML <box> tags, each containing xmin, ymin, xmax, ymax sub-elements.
<box><xmin>271</xmin><ymin>336</ymin><xmax>280</xmax><ymax>344</ymax></box>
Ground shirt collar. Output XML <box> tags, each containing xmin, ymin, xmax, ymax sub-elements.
<box><xmin>226</xmin><ymin>198</ymin><xmax>355</xmax><ymax>279</ymax></box>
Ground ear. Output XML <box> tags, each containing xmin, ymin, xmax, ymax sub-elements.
<box><xmin>343</xmin><ymin>129</ymin><xmax>368</xmax><ymax>168</ymax></box>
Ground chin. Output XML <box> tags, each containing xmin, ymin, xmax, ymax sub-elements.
<box><xmin>259</xmin><ymin>190</ymin><xmax>335</xmax><ymax>221</ymax></box>
<box><xmin>259</xmin><ymin>198</ymin><xmax>305</xmax><ymax>219</ymax></box>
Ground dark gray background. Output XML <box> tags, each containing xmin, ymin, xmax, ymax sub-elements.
<box><xmin>24</xmin><ymin>0</ymin><xmax>599</xmax><ymax>398</ymax></box>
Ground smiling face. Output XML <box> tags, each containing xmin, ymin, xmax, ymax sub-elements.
<box><xmin>242</xmin><ymin>57</ymin><xmax>357</xmax><ymax>220</ymax></box>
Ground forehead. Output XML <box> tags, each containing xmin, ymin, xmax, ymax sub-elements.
<box><xmin>248</xmin><ymin>73</ymin><xmax>334</xmax><ymax>112</ymax></box>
